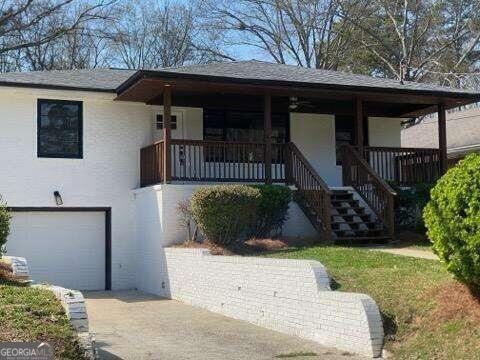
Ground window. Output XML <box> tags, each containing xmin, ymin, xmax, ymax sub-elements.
<box><xmin>156</xmin><ymin>114</ymin><xmax>177</xmax><ymax>130</ymax></box>
<box><xmin>37</xmin><ymin>99</ymin><xmax>82</xmax><ymax>158</ymax></box>
<box><xmin>203</xmin><ymin>109</ymin><xmax>289</xmax><ymax>163</ymax></box>
<box><xmin>203</xmin><ymin>109</ymin><xmax>289</xmax><ymax>144</ymax></box>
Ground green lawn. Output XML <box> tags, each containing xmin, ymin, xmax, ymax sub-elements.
<box><xmin>266</xmin><ymin>246</ymin><xmax>480</xmax><ymax>359</ymax></box>
<box><xmin>0</xmin><ymin>280</ymin><xmax>86</xmax><ymax>360</ymax></box>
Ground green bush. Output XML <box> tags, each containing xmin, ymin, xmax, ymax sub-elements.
<box><xmin>249</xmin><ymin>185</ymin><xmax>292</xmax><ymax>237</ymax></box>
<box><xmin>388</xmin><ymin>181</ymin><xmax>433</xmax><ymax>231</ymax></box>
<box><xmin>423</xmin><ymin>153</ymin><xmax>480</xmax><ymax>291</ymax></box>
<box><xmin>189</xmin><ymin>185</ymin><xmax>260</xmax><ymax>245</ymax></box>
<box><xmin>0</xmin><ymin>196</ymin><xmax>10</xmax><ymax>255</ymax></box>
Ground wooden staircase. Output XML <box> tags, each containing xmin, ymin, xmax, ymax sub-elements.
<box><xmin>330</xmin><ymin>189</ymin><xmax>389</xmax><ymax>243</ymax></box>
<box><xmin>287</xmin><ymin>143</ymin><xmax>396</xmax><ymax>243</ymax></box>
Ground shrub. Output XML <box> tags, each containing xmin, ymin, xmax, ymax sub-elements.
<box><xmin>388</xmin><ymin>181</ymin><xmax>433</xmax><ymax>231</ymax></box>
<box><xmin>189</xmin><ymin>185</ymin><xmax>260</xmax><ymax>245</ymax></box>
<box><xmin>0</xmin><ymin>196</ymin><xmax>10</xmax><ymax>256</ymax></box>
<box><xmin>177</xmin><ymin>199</ymin><xmax>199</xmax><ymax>242</ymax></box>
<box><xmin>248</xmin><ymin>185</ymin><xmax>292</xmax><ymax>237</ymax></box>
<box><xmin>423</xmin><ymin>153</ymin><xmax>480</xmax><ymax>291</ymax></box>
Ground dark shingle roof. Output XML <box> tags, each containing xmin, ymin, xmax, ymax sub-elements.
<box><xmin>136</xmin><ymin>60</ymin><xmax>479</xmax><ymax>97</ymax></box>
<box><xmin>402</xmin><ymin>107</ymin><xmax>480</xmax><ymax>154</ymax></box>
<box><xmin>0</xmin><ymin>68</ymin><xmax>136</xmax><ymax>92</ymax></box>
<box><xmin>0</xmin><ymin>61</ymin><xmax>478</xmax><ymax>99</ymax></box>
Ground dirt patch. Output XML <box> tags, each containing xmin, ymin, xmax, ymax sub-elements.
<box><xmin>173</xmin><ymin>236</ymin><xmax>319</xmax><ymax>256</ymax></box>
<box><xmin>0</xmin><ymin>261</ymin><xmax>18</xmax><ymax>282</ymax></box>
<box><xmin>244</xmin><ymin>238</ymin><xmax>289</xmax><ymax>251</ymax></box>
<box><xmin>173</xmin><ymin>235</ymin><xmax>327</xmax><ymax>256</ymax></box>
<box><xmin>172</xmin><ymin>240</ymin><xmax>234</xmax><ymax>256</ymax></box>
<box><xmin>425</xmin><ymin>282</ymin><xmax>480</xmax><ymax>325</ymax></box>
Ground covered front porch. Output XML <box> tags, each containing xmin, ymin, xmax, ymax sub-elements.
<box><xmin>115</xmin><ymin>64</ymin><xmax>475</xmax><ymax>241</ymax></box>
<box><xmin>140</xmin><ymin>139</ymin><xmax>441</xmax><ymax>187</ymax></box>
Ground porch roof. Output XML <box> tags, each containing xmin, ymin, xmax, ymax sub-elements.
<box><xmin>117</xmin><ymin>60</ymin><xmax>478</xmax><ymax>97</ymax></box>
<box><xmin>115</xmin><ymin>60</ymin><xmax>480</xmax><ymax>118</ymax></box>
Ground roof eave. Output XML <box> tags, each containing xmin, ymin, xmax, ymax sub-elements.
<box><xmin>0</xmin><ymin>81</ymin><xmax>116</xmax><ymax>93</ymax></box>
<box><xmin>115</xmin><ymin>69</ymin><xmax>480</xmax><ymax>101</ymax></box>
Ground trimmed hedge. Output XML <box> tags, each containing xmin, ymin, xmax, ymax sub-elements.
<box><xmin>189</xmin><ymin>185</ymin><xmax>260</xmax><ymax>245</ymax></box>
<box><xmin>188</xmin><ymin>184</ymin><xmax>292</xmax><ymax>246</ymax></box>
<box><xmin>423</xmin><ymin>153</ymin><xmax>480</xmax><ymax>291</ymax></box>
<box><xmin>249</xmin><ymin>185</ymin><xmax>292</xmax><ymax>237</ymax></box>
<box><xmin>0</xmin><ymin>196</ymin><xmax>10</xmax><ymax>255</ymax></box>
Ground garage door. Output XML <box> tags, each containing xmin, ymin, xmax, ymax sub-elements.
<box><xmin>7</xmin><ymin>211</ymin><xmax>106</xmax><ymax>290</ymax></box>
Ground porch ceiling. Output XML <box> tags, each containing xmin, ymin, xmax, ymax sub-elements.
<box><xmin>115</xmin><ymin>75</ymin><xmax>479</xmax><ymax>118</ymax></box>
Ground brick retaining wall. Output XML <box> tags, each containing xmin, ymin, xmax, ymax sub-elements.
<box><xmin>162</xmin><ymin>248</ymin><xmax>384</xmax><ymax>358</ymax></box>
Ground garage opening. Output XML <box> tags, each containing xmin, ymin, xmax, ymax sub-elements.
<box><xmin>6</xmin><ymin>207</ymin><xmax>111</xmax><ymax>291</ymax></box>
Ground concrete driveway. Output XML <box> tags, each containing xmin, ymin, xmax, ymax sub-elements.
<box><xmin>84</xmin><ymin>291</ymin><xmax>362</xmax><ymax>360</ymax></box>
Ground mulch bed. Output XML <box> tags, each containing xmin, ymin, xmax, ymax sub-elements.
<box><xmin>425</xmin><ymin>281</ymin><xmax>480</xmax><ymax>325</ymax></box>
<box><xmin>174</xmin><ymin>236</ymin><xmax>322</xmax><ymax>255</ymax></box>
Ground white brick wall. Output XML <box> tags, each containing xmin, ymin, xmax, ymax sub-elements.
<box><xmin>133</xmin><ymin>183</ymin><xmax>320</xmax><ymax>293</ymax></box>
<box><xmin>160</xmin><ymin>248</ymin><xmax>384</xmax><ymax>358</ymax></box>
<box><xmin>0</xmin><ymin>87</ymin><xmax>153</xmax><ymax>289</ymax></box>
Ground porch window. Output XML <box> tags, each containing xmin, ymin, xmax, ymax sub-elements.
<box><xmin>204</xmin><ymin>109</ymin><xmax>289</xmax><ymax>163</ymax></box>
<box><xmin>37</xmin><ymin>99</ymin><xmax>83</xmax><ymax>158</ymax></box>
<box><xmin>204</xmin><ymin>109</ymin><xmax>289</xmax><ymax>144</ymax></box>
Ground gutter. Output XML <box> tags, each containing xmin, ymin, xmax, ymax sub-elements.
<box><xmin>116</xmin><ymin>69</ymin><xmax>480</xmax><ymax>101</ymax></box>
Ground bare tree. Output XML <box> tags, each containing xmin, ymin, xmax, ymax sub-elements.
<box><xmin>340</xmin><ymin>0</ymin><xmax>480</xmax><ymax>83</ymax></box>
<box><xmin>110</xmin><ymin>0</ymin><xmax>202</xmax><ymax>69</ymax></box>
<box><xmin>0</xmin><ymin>0</ymin><xmax>116</xmax><ymax>71</ymax></box>
<box><xmin>197</xmin><ymin>0</ymin><xmax>356</xmax><ymax>69</ymax></box>
<box><xmin>17</xmin><ymin>1</ymin><xmax>117</xmax><ymax>70</ymax></box>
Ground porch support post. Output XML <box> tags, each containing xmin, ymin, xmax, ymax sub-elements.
<box><xmin>354</xmin><ymin>98</ymin><xmax>364</xmax><ymax>148</ymax></box>
<box><xmin>163</xmin><ymin>85</ymin><xmax>172</xmax><ymax>183</ymax></box>
<box><xmin>264</xmin><ymin>93</ymin><xmax>272</xmax><ymax>184</ymax></box>
<box><xmin>438</xmin><ymin>103</ymin><xmax>447</xmax><ymax>175</ymax></box>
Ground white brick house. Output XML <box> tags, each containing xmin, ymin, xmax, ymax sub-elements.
<box><xmin>0</xmin><ymin>61</ymin><xmax>478</xmax><ymax>292</ymax></box>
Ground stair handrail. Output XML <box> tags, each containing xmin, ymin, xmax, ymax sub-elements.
<box><xmin>340</xmin><ymin>144</ymin><xmax>396</xmax><ymax>238</ymax></box>
<box><xmin>287</xmin><ymin>142</ymin><xmax>332</xmax><ymax>241</ymax></box>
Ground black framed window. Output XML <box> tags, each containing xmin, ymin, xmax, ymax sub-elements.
<box><xmin>203</xmin><ymin>109</ymin><xmax>289</xmax><ymax>163</ymax></box>
<box><xmin>37</xmin><ymin>99</ymin><xmax>83</xmax><ymax>158</ymax></box>
<box><xmin>156</xmin><ymin>114</ymin><xmax>177</xmax><ymax>130</ymax></box>
<box><xmin>203</xmin><ymin>109</ymin><xmax>289</xmax><ymax>144</ymax></box>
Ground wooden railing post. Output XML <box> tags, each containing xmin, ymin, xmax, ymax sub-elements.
<box><xmin>438</xmin><ymin>103</ymin><xmax>447</xmax><ymax>175</ymax></box>
<box><xmin>354</xmin><ymin>98</ymin><xmax>364</xmax><ymax>147</ymax></box>
<box><xmin>284</xmin><ymin>142</ymin><xmax>293</xmax><ymax>184</ymax></box>
<box><xmin>163</xmin><ymin>85</ymin><xmax>172</xmax><ymax>183</ymax></box>
<box><xmin>324</xmin><ymin>191</ymin><xmax>332</xmax><ymax>243</ymax></box>
<box><xmin>342</xmin><ymin>147</ymin><xmax>352</xmax><ymax>186</ymax></box>
<box><xmin>387</xmin><ymin>194</ymin><xmax>395</xmax><ymax>239</ymax></box>
<box><xmin>264</xmin><ymin>93</ymin><xmax>272</xmax><ymax>184</ymax></box>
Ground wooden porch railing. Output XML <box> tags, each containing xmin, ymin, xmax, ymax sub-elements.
<box><xmin>140</xmin><ymin>140</ymin><xmax>164</xmax><ymax>187</ymax></box>
<box><xmin>287</xmin><ymin>142</ymin><xmax>332</xmax><ymax>241</ymax></box>
<box><xmin>141</xmin><ymin>139</ymin><xmax>287</xmax><ymax>185</ymax></box>
<box><xmin>169</xmin><ymin>139</ymin><xmax>287</xmax><ymax>182</ymax></box>
<box><xmin>341</xmin><ymin>144</ymin><xmax>396</xmax><ymax>238</ymax></box>
<box><xmin>361</xmin><ymin>146</ymin><xmax>440</xmax><ymax>185</ymax></box>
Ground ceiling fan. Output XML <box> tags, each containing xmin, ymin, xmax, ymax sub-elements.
<box><xmin>289</xmin><ymin>96</ymin><xmax>315</xmax><ymax>110</ymax></box>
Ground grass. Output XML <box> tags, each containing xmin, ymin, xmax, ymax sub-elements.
<box><xmin>394</xmin><ymin>230</ymin><xmax>432</xmax><ymax>251</ymax></box>
<box><xmin>266</xmin><ymin>245</ymin><xmax>480</xmax><ymax>359</ymax></box>
<box><xmin>0</xmin><ymin>279</ymin><xmax>86</xmax><ymax>360</ymax></box>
